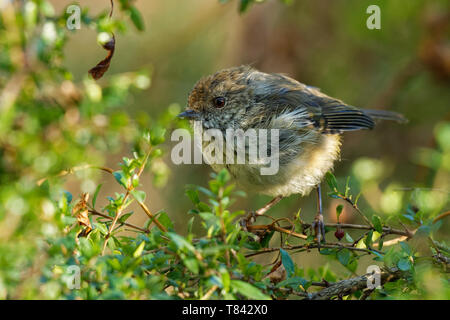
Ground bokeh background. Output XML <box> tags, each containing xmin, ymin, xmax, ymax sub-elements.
<box><xmin>35</xmin><ymin>0</ymin><xmax>450</xmax><ymax>273</ymax></box>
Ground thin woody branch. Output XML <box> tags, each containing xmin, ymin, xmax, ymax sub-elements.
<box><xmin>89</xmin><ymin>208</ymin><xmax>149</xmax><ymax>234</ymax></box>
<box><xmin>300</xmin><ymin>222</ymin><xmax>415</xmax><ymax>238</ymax></box>
<box><xmin>247</xmin><ymin>224</ymin><xmax>307</xmax><ymax>240</ymax></box>
<box><xmin>245</xmin><ymin>242</ymin><xmax>383</xmax><ymax>258</ymax></box>
<box><xmin>37</xmin><ymin>164</ymin><xmax>114</xmax><ymax>186</ymax></box>
<box><xmin>305</xmin><ymin>268</ymin><xmax>403</xmax><ymax>300</ymax></box>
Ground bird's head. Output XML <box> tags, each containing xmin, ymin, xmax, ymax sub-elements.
<box><xmin>178</xmin><ymin>66</ymin><xmax>257</xmax><ymax>130</ymax></box>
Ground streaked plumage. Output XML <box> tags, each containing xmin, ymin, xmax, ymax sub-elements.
<box><xmin>183</xmin><ymin>65</ymin><xmax>406</xmax><ymax>197</ymax></box>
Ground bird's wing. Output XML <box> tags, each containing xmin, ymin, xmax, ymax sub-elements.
<box><xmin>252</xmin><ymin>73</ymin><xmax>375</xmax><ymax>133</ymax></box>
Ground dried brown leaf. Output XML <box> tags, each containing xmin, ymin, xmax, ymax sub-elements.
<box><xmin>88</xmin><ymin>34</ymin><xmax>115</xmax><ymax>80</ymax></box>
<box><xmin>73</xmin><ymin>193</ymin><xmax>92</xmax><ymax>237</ymax></box>
<box><xmin>88</xmin><ymin>0</ymin><xmax>115</xmax><ymax>80</ymax></box>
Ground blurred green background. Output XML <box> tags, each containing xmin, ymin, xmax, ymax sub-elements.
<box><xmin>1</xmin><ymin>0</ymin><xmax>449</xmax><ymax>297</ymax></box>
<box><xmin>58</xmin><ymin>0</ymin><xmax>449</xmax><ymax>267</ymax></box>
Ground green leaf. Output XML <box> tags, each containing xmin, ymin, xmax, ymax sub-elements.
<box><xmin>230</xmin><ymin>280</ymin><xmax>270</xmax><ymax>300</ymax></box>
<box><xmin>158</xmin><ymin>211</ymin><xmax>174</xmax><ymax>230</ymax></box>
<box><xmin>142</xmin><ymin>130</ymin><xmax>151</xmax><ymax>143</ymax></box>
<box><xmin>133</xmin><ymin>241</ymin><xmax>145</xmax><ymax>258</ymax></box>
<box><xmin>63</xmin><ymin>190</ymin><xmax>72</xmax><ymax>203</ymax></box>
<box><xmin>185</xmin><ymin>189</ymin><xmax>200</xmax><ymax>204</ymax></box>
<box><xmin>336</xmin><ymin>204</ymin><xmax>343</xmax><ymax>221</ymax></box>
<box><xmin>416</xmin><ymin>225</ymin><xmax>431</xmax><ymax>235</ymax></box>
<box><xmin>239</xmin><ymin>0</ymin><xmax>254</xmax><ymax>13</ymax></box>
<box><xmin>337</xmin><ymin>249</ymin><xmax>350</xmax><ymax>266</ymax></box>
<box><xmin>187</xmin><ymin>216</ymin><xmax>194</xmax><ymax>234</ymax></box>
<box><xmin>94</xmin><ymin>222</ymin><xmax>108</xmax><ymax>235</ymax></box>
<box><xmin>221</xmin><ymin>269</ymin><xmax>231</xmax><ymax>292</ymax></box>
<box><xmin>364</xmin><ymin>230</ymin><xmax>374</xmax><ymax>248</ymax></box>
<box><xmin>260</xmin><ymin>231</ymin><xmax>274</xmax><ymax>248</ymax></box>
<box><xmin>130</xmin><ymin>190</ymin><xmax>146</xmax><ymax>203</ymax></box>
<box><xmin>132</xmin><ymin>174</ymin><xmax>139</xmax><ymax>188</ymax></box>
<box><xmin>344</xmin><ymin>176</ymin><xmax>351</xmax><ymax>197</ymax></box>
<box><xmin>194</xmin><ymin>185</ymin><xmax>216</xmax><ymax>198</ymax></box>
<box><xmin>113</xmin><ymin>171</ymin><xmax>128</xmax><ymax>188</ymax></box>
<box><xmin>319</xmin><ymin>248</ymin><xmax>336</xmax><ymax>255</ymax></box>
<box><xmin>167</xmin><ymin>232</ymin><xmax>195</xmax><ymax>253</ymax></box>
<box><xmin>118</xmin><ymin>212</ymin><xmax>133</xmax><ymax>224</ymax></box>
<box><xmin>347</xmin><ymin>259</ymin><xmax>358</xmax><ymax>273</ymax></box>
<box><xmin>325</xmin><ymin>172</ymin><xmax>338</xmax><ymax>191</ymax></box>
<box><xmin>397</xmin><ymin>258</ymin><xmax>411</xmax><ymax>271</ymax></box>
<box><xmin>371</xmin><ymin>250</ymin><xmax>384</xmax><ymax>260</ymax></box>
<box><xmin>183</xmin><ymin>258</ymin><xmax>199</xmax><ymax>274</ymax></box>
<box><xmin>92</xmin><ymin>184</ymin><xmax>102</xmax><ymax>208</ymax></box>
<box><xmin>277</xmin><ymin>276</ymin><xmax>308</xmax><ymax>289</ymax></box>
<box><xmin>372</xmin><ymin>215</ymin><xmax>383</xmax><ymax>233</ymax></box>
<box><xmin>216</xmin><ymin>169</ymin><xmax>230</xmax><ymax>185</ymax></box>
<box><xmin>129</xmin><ymin>6</ymin><xmax>144</xmax><ymax>31</ymax></box>
<box><xmin>150</xmin><ymin>126</ymin><xmax>166</xmax><ymax>145</ymax></box>
<box><xmin>197</xmin><ymin>202</ymin><xmax>211</xmax><ymax>212</ymax></box>
<box><xmin>378</xmin><ymin>237</ymin><xmax>384</xmax><ymax>250</ymax></box>
<box><xmin>280</xmin><ymin>249</ymin><xmax>295</xmax><ymax>278</ymax></box>
<box><xmin>209</xmin><ymin>180</ymin><xmax>220</xmax><ymax>195</ymax></box>
<box><xmin>400</xmin><ymin>241</ymin><xmax>412</xmax><ymax>256</ymax></box>
<box><xmin>345</xmin><ymin>232</ymin><xmax>354</xmax><ymax>243</ymax></box>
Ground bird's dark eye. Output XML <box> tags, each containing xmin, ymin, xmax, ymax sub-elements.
<box><xmin>213</xmin><ymin>96</ymin><xmax>226</xmax><ymax>108</ymax></box>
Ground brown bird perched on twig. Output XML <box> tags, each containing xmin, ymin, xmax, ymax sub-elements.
<box><xmin>178</xmin><ymin>65</ymin><xmax>407</xmax><ymax>244</ymax></box>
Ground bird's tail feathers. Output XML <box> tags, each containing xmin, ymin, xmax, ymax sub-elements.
<box><xmin>362</xmin><ymin>109</ymin><xmax>408</xmax><ymax>124</ymax></box>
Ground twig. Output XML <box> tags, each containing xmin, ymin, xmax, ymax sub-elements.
<box><xmin>337</xmin><ymin>195</ymin><xmax>373</xmax><ymax>228</ymax></box>
<box><xmin>37</xmin><ymin>164</ymin><xmax>114</xmax><ymax>186</ymax></box>
<box><xmin>135</xmin><ymin>200</ymin><xmax>167</xmax><ymax>233</ymax></box>
<box><xmin>89</xmin><ymin>208</ymin><xmax>149</xmax><ymax>233</ymax></box>
<box><xmin>247</xmin><ymin>224</ymin><xmax>307</xmax><ymax>240</ymax></box>
<box><xmin>433</xmin><ymin>211</ymin><xmax>450</xmax><ymax>224</ymax></box>
<box><xmin>200</xmin><ymin>285</ymin><xmax>219</xmax><ymax>300</ymax></box>
<box><xmin>300</xmin><ymin>222</ymin><xmax>412</xmax><ymax>238</ymax></box>
<box><xmin>101</xmin><ymin>190</ymin><xmax>132</xmax><ymax>254</ymax></box>
<box><xmin>101</xmin><ymin>148</ymin><xmax>153</xmax><ymax>255</ymax></box>
<box><xmin>305</xmin><ymin>268</ymin><xmax>402</xmax><ymax>300</ymax></box>
<box><xmin>245</xmin><ymin>242</ymin><xmax>383</xmax><ymax>258</ymax></box>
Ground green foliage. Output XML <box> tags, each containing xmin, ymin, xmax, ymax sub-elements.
<box><xmin>0</xmin><ymin>0</ymin><xmax>448</xmax><ymax>301</ymax></box>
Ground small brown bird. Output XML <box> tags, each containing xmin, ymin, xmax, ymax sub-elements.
<box><xmin>179</xmin><ymin>65</ymin><xmax>407</xmax><ymax>242</ymax></box>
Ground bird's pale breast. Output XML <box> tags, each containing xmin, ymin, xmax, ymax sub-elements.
<box><xmin>198</xmin><ymin>128</ymin><xmax>341</xmax><ymax>197</ymax></box>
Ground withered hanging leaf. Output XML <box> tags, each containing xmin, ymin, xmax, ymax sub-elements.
<box><xmin>88</xmin><ymin>0</ymin><xmax>115</xmax><ymax>80</ymax></box>
<box><xmin>73</xmin><ymin>193</ymin><xmax>92</xmax><ymax>237</ymax></box>
<box><xmin>88</xmin><ymin>34</ymin><xmax>115</xmax><ymax>80</ymax></box>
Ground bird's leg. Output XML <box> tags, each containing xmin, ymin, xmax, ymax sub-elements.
<box><xmin>312</xmin><ymin>184</ymin><xmax>326</xmax><ymax>247</ymax></box>
<box><xmin>240</xmin><ymin>195</ymin><xmax>283</xmax><ymax>230</ymax></box>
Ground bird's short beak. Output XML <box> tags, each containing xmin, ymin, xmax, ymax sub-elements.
<box><xmin>177</xmin><ymin>109</ymin><xmax>200</xmax><ymax>120</ymax></box>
